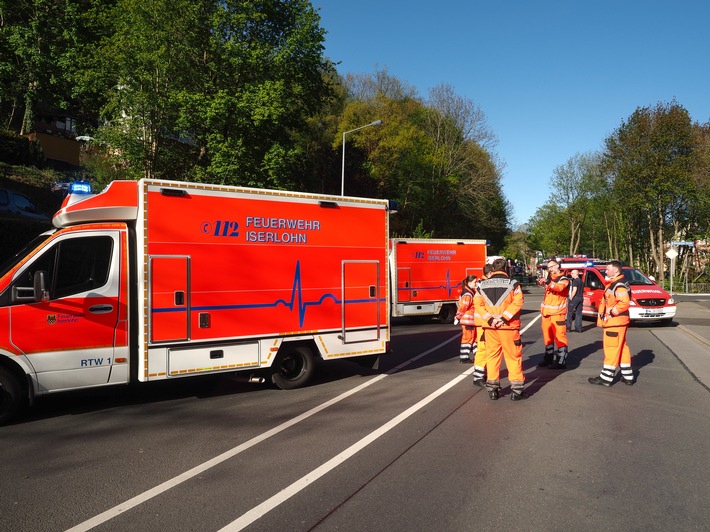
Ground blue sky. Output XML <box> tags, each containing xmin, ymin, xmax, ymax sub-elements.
<box><xmin>312</xmin><ymin>1</ymin><xmax>710</xmax><ymax>226</ymax></box>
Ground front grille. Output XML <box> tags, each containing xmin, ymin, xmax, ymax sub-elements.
<box><xmin>637</xmin><ymin>298</ymin><xmax>665</xmax><ymax>307</ymax></box>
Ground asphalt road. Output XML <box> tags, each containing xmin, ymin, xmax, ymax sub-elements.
<box><xmin>2</xmin><ymin>287</ymin><xmax>709</xmax><ymax>531</ymax></box>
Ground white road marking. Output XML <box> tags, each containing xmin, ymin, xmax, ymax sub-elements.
<box><xmin>219</xmin><ymin>365</ymin><xmax>474</xmax><ymax>531</ymax></box>
<box><xmin>69</xmin><ymin>315</ymin><xmax>540</xmax><ymax>531</ymax></box>
<box><xmin>220</xmin><ymin>317</ymin><xmax>542</xmax><ymax>531</ymax></box>
<box><xmin>66</xmin><ymin>334</ymin><xmax>461</xmax><ymax>532</ymax></box>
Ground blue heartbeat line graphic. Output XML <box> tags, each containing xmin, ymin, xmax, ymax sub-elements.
<box><xmin>398</xmin><ymin>269</ymin><xmax>458</xmax><ymax>297</ymax></box>
<box><xmin>152</xmin><ymin>260</ymin><xmax>383</xmax><ymax>327</ymax></box>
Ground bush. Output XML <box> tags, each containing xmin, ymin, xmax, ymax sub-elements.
<box><xmin>0</xmin><ymin>130</ymin><xmax>45</xmax><ymax>167</ymax></box>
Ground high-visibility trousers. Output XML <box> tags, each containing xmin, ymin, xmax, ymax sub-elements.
<box><xmin>472</xmin><ymin>328</ymin><xmax>488</xmax><ymax>381</ymax></box>
<box><xmin>484</xmin><ymin>328</ymin><xmax>524</xmax><ymax>388</ymax></box>
<box><xmin>541</xmin><ymin>313</ymin><xmax>568</xmax><ymax>348</ymax></box>
<box><xmin>459</xmin><ymin>325</ymin><xmax>477</xmax><ymax>360</ymax></box>
<box><xmin>600</xmin><ymin>325</ymin><xmax>633</xmax><ymax>383</ymax></box>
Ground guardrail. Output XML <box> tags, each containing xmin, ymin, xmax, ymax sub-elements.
<box><xmin>669</xmin><ymin>283</ymin><xmax>710</xmax><ymax>294</ymax></box>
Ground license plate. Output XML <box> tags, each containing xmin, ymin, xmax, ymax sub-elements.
<box><xmin>642</xmin><ymin>310</ymin><xmax>662</xmax><ymax>317</ymax></box>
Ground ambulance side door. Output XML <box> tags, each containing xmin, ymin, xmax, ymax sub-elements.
<box><xmin>8</xmin><ymin>230</ymin><xmax>125</xmax><ymax>393</ymax></box>
<box><xmin>582</xmin><ymin>269</ymin><xmax>604</xmax><ymax>316</ymax></box>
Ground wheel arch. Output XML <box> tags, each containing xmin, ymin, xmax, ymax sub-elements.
<box><xmin>0</xmin><ymin>353</ymin><xmax>34</xmax><ymax>399</ymax></box>
<box><xmin>269</xmin><ymin>340</ymin><xmax>319</xmax><ymax>390</ymax></box>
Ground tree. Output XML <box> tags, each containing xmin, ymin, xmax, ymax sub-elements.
<box><xmin>91</xmin><ymin>0</ymin><xmax>334</xmax><ymax>183</ymax></box>
<box><xmin>604</xmin><ymin>101</ymin><xmax>701</xmax><ymax>280</ymax></box>
<box><xmin>0</xmin><ymin>0</ymin><xmax>79</xmax><ymax>133</ymax></box>
<box><xmin>337</xmin><ymin>72</ymin><xmax>509</xmax><ymax>245</ymax></box>
<box><xmin>548</xmin><ymin>152</ymin><xmax>599</xmax><ymax>256</ymax></box>
<box><xmin>527</xmin><ymin>201</ymin><xmax>568</xmax><ymax>259</ymax></box>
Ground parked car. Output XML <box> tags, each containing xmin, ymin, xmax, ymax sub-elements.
<box><xmin>0</xmin><ymin>187</ymin><xmax>50</xmax><ymax>222</ymax></box>
<box><xmin>561</xmin><ymin>261</ymin><xmax>676</xmax><ymax>323</ymax></box>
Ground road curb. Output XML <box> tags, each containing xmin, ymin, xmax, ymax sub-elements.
<box><xmin>678</xmin><ymin>325</ymin><xmax>710</xmax><ymax>348</ymax></box>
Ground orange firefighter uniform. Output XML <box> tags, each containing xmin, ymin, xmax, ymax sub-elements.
<box><xmin>539</xmin><ymin>271</ymin><xmax>570</xmax><ymax>368</ymax></box>
<box><xmin>471</xmin><ymin>301</ymin><xmax>488</xmax><ymax>386</ymax></box>
<box><xmin>474</xmin><ymin>271</ymin><xmax>527</xmax><ymax>400</ymax></box>
<box><xmin>592</xmin><ymin>275</ymin><xmax>634</xmax><ymax>385</ymax></box>
<box><xmin>455</xmin><ymin>283</ymin><xmax>477</xmax><ymax>363</ymax></box>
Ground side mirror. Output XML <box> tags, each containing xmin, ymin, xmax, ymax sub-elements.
<box><xmin>33</xmin><ymin>270</ymin><xmax>49</xmax><ymax>302</ymax></box>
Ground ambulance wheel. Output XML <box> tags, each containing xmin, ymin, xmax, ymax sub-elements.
<box><xmin>438</xmin><ymin>304</ymin><xmax>456</xmax><ymax>324</ymax></box>
<box><xmin>271</xmin><ymin>346</ymin><xmax>315</xmax><ymax>390</ymax></box>
<box><xmin>0</xmin><ymin>367</ymin><xmax>23</xmax><ymax>425</ymax></box>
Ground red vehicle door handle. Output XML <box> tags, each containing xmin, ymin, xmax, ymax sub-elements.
<box><xmin>89</xmin><ymin>304</ymin><xmax>114</xmax><ymax>314</ymax></box>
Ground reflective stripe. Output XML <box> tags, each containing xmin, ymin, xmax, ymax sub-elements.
<box><xmin>541</xmin><ymin>302</ymin><xmax>568</xmax><ymax>311</ymax></box>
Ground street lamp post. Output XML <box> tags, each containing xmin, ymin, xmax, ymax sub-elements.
<box><xmin>341</xmin><ymin>119</ymin><xmax>382</xmax><ymax>196</ymax></box>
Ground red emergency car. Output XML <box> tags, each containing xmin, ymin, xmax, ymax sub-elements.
<box><xmin>560</xmin><ymin>260</ymin><xmax>676</xmax><ymax>323</ymax></box>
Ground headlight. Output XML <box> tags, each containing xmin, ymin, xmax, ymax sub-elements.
<box><xmin>629</xmin><ymin>299</ymin><xmax>637</xmax><ymax>306</ymax></box>
<box><xmin>668</xmin><ymin>297</ymin><xmax>674</xmax><ymax>305</ymax></box>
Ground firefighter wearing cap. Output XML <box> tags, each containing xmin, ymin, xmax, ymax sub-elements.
<box><xmin>455</xmin><ymin>275</ymin><xmax>478</xmax><ymax>363</ymax></box>
<box><xmin>589</xmin><ymin>260</ymin><xmax>634</xmax><ymax>386</ymax></box>
<box><xmin>474</xmin><ymin>258</ymin><xmax>527</xmax><ymax>401</ymax></box>
<box><xmin>537</xmin><ymin>259</ymin><xmax>570</xmax><ymax>369</ymax></box>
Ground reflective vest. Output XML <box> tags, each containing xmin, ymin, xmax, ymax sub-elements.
<box><xmin>541</xmin><ymin>271</ymin><xmax>570</xmax><ymax>317</ymax></box>
<box><xmin>474</xmin><ymin>272</ymin><xmax>523</xmax><ymax>330</ymax></box>
<box><xmin>598</xmin><ymin>274</ymin><xmax>630</xmax><ymax>327</ymax></box>
<box><xmin>456</xmin><ymin>285</ymin><xmax>477</xmax><ymax>326</ymax></box>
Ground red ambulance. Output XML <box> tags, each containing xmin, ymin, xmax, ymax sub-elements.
<box><xmin>389</xmin><ymin>239</ymin><xmax>487</xmax><ymax>323</ymax></box>
<box><xmin>0</xmin><ymin>179</ymin><xmax>393</xmax><ymax>423</ymax></box>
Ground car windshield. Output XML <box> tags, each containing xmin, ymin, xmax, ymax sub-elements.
<box><xmin>623</xmin><ymin>268</ymin><xmax>655</xmax><ymax>286</ymax></box>
<box><xmin>0</xmin><ymin>232</ymin><xmax>55</xmax><ymax>279</ymax></box>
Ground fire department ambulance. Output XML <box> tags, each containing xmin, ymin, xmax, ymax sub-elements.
<box><xmin>0</xmin><ymin>179</ymin><xmax>393</xmax><ymax>423</ymax></box>
<box><xmin>389</xmin><ymin>239</ymin><xmax>487</xmax><ymax>322</ymax></box>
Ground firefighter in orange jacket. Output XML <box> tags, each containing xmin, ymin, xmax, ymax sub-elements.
<box><xmin>537</xmin><ymin>259</ymin><xmax>570</xmax><ymax>369</ymax></box>
<box><xmin>474</xmin><ymin>258</ymin><xmax>528</xmax><ymax>401</ymax></box>
<box><xmin>589</xmin><ymin>260</ymin><xmax>635</xmax><ymax>386</ymax></box>
<box><xmin>471</xmin><ymin>264</ymin><xmax>493</xmax><ymax>387</ymax></box>
<box><xmin>455</xmin><ymin>275</ymin><xmax>478</xmax><ymax>363</ymax></box>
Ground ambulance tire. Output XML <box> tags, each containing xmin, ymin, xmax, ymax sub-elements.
<box><xmin>271</xmin><ymin>346</ymin><xmax>315</xmax><ymax>390</ymax></box>
<box><xmin>0</xmin><ymin>366</ymin><xmax>23</xmax><ymax>425</ymax></box>
<box><xmin>438</xmin><ymin>304</ymin><xmax>456</xmax><ymax>324</ymax></box>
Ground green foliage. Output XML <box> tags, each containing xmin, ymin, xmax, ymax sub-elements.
<box><xmin>526</xmin><ymin>201</ymin><xmax>568</xmax><ymax>258</ymax></box>
<box><xmin>411</xmin><ymin>220</ymin><xmax>434</xmax><ymax>239</ymax></box>
<box><xmin>338</xmin><ymin>70</ymin><xmax>510</xmax><ymax>244</ymax></box>
<box><xmin>0</xmin><ymin>131</ymin><xmax>45</xmax><ymax>166</ymax></box>
<box><xmin>2</xmin><ymin>4</ymin><xmax>516</xmax><ymax>249</ymax></box>
<box><xmin>526</xmin><ymin>100</ymin><xmax>710</xmax><ymax>284</ymax></box>
<box><xmin>604</xmin><ymin>101</ymin><xmax>706</xmax><ymax>279</ymax></box>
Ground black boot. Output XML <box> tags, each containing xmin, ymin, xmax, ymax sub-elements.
<box><xmin>550</xmin><ymin>346</ymin><xmax>568</xmax><ymax>369</ymax></box>
<box><xmin>588</xmin><ymin>376</ymin><xmax>611</xmax><ymax>387</ymax></box>
<box><xmin>538</xmin><ymin>346</ymin><xmax>554</xmax><ymax>367</ymax></box>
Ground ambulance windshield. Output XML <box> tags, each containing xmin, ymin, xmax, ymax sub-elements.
<box><xmin>0</xmin><ymin>232</ymin><xmax>55</xmax><ymax>279</ymax></box>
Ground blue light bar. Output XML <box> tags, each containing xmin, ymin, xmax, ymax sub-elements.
<box><xmin>70</xmin><ymin>181</ymin><xmax>92</xmax><ymax>194</ymax></box>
